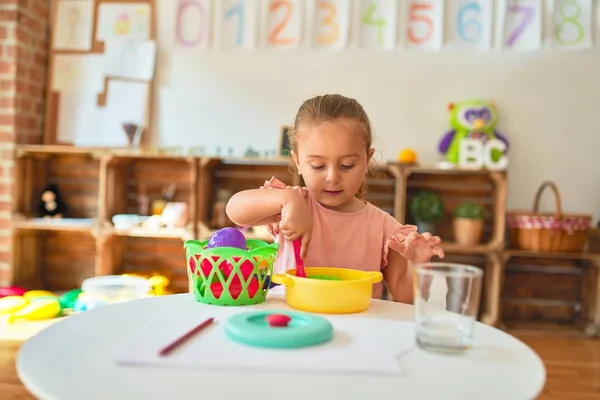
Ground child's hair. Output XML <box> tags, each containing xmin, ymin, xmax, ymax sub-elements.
<box><xmin>288</xmin><ymin>94</ymin><xmax>373</xmax><ymax>199</ymax></box>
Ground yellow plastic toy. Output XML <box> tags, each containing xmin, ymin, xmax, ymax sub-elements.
<box><xmin>398</xmin><ymin>148</ymin><xmax>417</xmax><ymax>164</ymax></box>
<box><xmin>23</xmin><ymin>290</ymin><xmax>56</xmax><ymax>300</ymax></box>
<box><xmin>7</xmin><ymin>297</ymin><xmax>61</xmax><ymax>323</ymax></box>
<box><xmin>0</xmin><ymin>295</ymin><xmax>28</xmax><ymax>315</ymax></box>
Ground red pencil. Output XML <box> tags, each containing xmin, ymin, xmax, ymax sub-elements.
<box><xmin>159</xmin><ymin>317</ymin><xmax>214</xmax><ymax>356</ymax></box>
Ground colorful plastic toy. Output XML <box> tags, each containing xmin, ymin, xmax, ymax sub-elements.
<box><xmin>0</xmin><ymin>286</ymin><xmax>26</xmax><ymax>298</ymax></box>
<box><xmin>207</xmin><ymin>227</ymin><xmax>246</xmax><ymax>250</ymax></box>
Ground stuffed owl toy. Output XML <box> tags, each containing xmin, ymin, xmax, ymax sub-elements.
<box><xmin>438</xmin><ymin>100</ymin><xmax>509</xmax><ymax>164</ymax></box>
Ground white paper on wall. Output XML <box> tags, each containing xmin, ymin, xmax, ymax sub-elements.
<box><xmin>445</xmin><ymin>0</ymin><xmax>493</xmax><ymax>51</ymax></box>
<box><xmin>96</xmin><ymin>3</ymin><xmax>151</xmax><ymax>42</ymax></box>
<box><xmin>357</xmin><ymin>0</ymin><xmax>398</xmax><ymax>50</ymax></box>
<box><xmin>103</xmin><ymin>40</ymin><xmax>157</xmax><ymax>81</ymax></box>
<box><xmin>502</xmin><ymin>0</ymin><xmax>542</xmax><ymax>51</ymax></box>
<box><xmin>175</xmin><ymin>0</ymin><xmax>212</xmax><ymax>49</ymax></box>
<box><xmin>221</xmin><ymin>0</ymin><xmax>259</xmax><ymax>50</ymax></box>
<box><xmin>551</xmin><ymin>0</ymin><xmax>593</xmax><ymax>51</ymax></box>
<box><xmin>311</xmin><ymin>0</ymin><xmax>351</xmax><ymax>50</ymax></box>
<box><xmin>53</xmin><ymin>0</ymin><xmax>95</xmax><ymax>51</ymax></box>
<box><xmin>266</xmin><ymin>0</ymin><xmax>304</xmax><ymax>50</ymax></box>
<box><xmin>405</xmin><ymin>0</ymin><xmax>444</xmax><ymax>51</ymax></box>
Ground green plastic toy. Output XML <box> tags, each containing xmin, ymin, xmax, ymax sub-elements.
<box><xmin>184</xmin><ymin>238</ymin><xmax>278</xmax><ymax>306</ymax></box>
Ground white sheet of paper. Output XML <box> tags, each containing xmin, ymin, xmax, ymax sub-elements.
<box><xmin>446</xmin><ymin>0</ymin><xmax>493</xmax><ymax>51</ymax></box>
<box><xmin>502</xmin><ymin>0</ymin><xmax>542</xmax><ymax>51</ymax></box>
<box><xmin>53</xmin><ymin>0</ymin><xmax>94</xmax><ymax>51</ymax></box>
<box><xmin>96</xmin><ymin>3</ymin><xmax>151</xmax><ymax>42</ymax></box>
<box><xmin>78</xmin><ymin>80</ymin><xmax>148</xmax><ymax>147</ymax></box>
<box><xmin>103</xmin><ymin>40</ymin><xmax>157</xmax><ymax>81</ymax></box>
<box><xmin>221</xmin><ymin>0</ymin><xmax>259</xmax><ymax>50</ymax></box>
<box><xmin>311</xmin><ymin>0</ymin><xmax>351</xmax><ymax>50</ymax></box>
<box><xmin>114</xmin><ymin>311</ymin><xmax>414</xmax><ymax>376</ymax></box>
<box><xmin>551</xmin><ymin>0</ymin><xmax>593</xmax><ymax>51</ymax></box>
<box><xmin>175</xmin><ymin>0</ymin><xmax>212</xmax><ymax>49</ymax></box>
<box><xmin>266</xmin><ymin>0</ymin><xmax>304</xmax><ymax>50</ymax></box>
<box><xmin>357</xmin><ymin>0</ymin><xmax>398</xmax><ymax>50</ymax></box>
<box><xmin>405</xmin><ymin>0</ymin><xmax>444</xmax><ymax>51</ymax></box>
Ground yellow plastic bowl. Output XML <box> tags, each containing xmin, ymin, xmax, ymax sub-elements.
<box><xmin>271</xmin><ymin>267</ymin><xmax>383</xmax><ymax>314</ymax></box>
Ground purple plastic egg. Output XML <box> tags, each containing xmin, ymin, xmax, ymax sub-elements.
<box><xmin>207</xmin><ymin>227</ymin><xmax>246</xmax><ymax>249</ymax></box>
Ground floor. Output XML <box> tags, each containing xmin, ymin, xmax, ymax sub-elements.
<box><xmin>1</xmin><ymin>322</ymin><xmax>599</xmax><ymax>399</ymax></box>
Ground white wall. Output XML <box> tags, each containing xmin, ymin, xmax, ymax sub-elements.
<box><xmin>151</xmin><ymin>0</ymin><xmax>600</xmax><ymax>221</ymax></box>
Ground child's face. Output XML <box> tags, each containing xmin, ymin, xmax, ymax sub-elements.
<box><xmin>292</xmin><ymin>118</ymin><xmax>374</xmax><ymax>211</ymax></box>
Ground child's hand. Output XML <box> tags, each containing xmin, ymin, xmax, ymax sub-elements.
<box><xmin>399</xmin><ymin>232</ymin><xmax>445</xmax><ymax>264</ymax></box>
<box><xmin>279</xmin><ymin>193</ymin><xmax>312</xmax><ymax>259</ymax></box>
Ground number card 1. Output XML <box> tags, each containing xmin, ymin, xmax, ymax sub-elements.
<box><xmin>447</xmin><ymin>0</ymin><xmax>493</xmax><ymax>51</ymax></box>
<box><xmin>358</xmin><ymin>0</ymin><xmax>398</xmax><ymax>50</ymax></box>
<box><xmin>405</xmin><ymin>0</ymin><xmax>444</xmax><ymax>51</ymax></box>
<box><xmin>221</xmin><ymin>0</ymin><xmax>259</xmax><ymax>50</ymax></box>
<box><xmin>175</xmin><ymin>0</ymin><xmax>212</xmax><ymax>49</ymax></box>
<box><xmin>502</xmin><ymin>0</ymin><xmax>542</xmax><ymax>51</ymax></box>
<box><xmin>312</xmin><ymin>0</ymin><xmax>351</xmax><ymax>50</ymax></box>
<box><xmin>266</xmin><ymin>0</ymin><xmax>304</xmax><ymax>50</ymax></box>
<box><xmin>552</xmin><ymin>0</ymin><xmax>593</xmax><ymax>51</ymax></box>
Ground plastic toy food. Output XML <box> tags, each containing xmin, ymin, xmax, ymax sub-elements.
<box><xmin>207</xmin><ymin>227</ymin><xmax>246</xmax><ymax>250</ymax></box>
<box><xmin>7</xmin><ymin>297</ymin><xmax>61</xmax><ymax>323</ymax></box>
<box><xmin>0</xmin><ymin>286</ymin><xmax>26</xmax><ymax>298</ymax></box>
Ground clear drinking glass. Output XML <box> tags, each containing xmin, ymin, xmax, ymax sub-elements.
<box><xmin>413</xmin><ymin>262</ymin><xmax>483</xmax><ymax>352</ymax></box>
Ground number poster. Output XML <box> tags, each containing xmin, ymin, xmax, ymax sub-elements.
<box><xmin>173</xmin><ymin>0</ymin><xmax>598</xmax><ymax>52</ymax></box>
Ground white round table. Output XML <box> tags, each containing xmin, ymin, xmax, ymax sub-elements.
<box><xmin>17</xmin><ymin>294</ymin><xmax>545</xmax><ymax>400</ymax></box>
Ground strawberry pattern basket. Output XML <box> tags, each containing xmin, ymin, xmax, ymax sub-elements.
<box><xmin>507</xmin><ymin>181</ymin><xmax>592</xmax><ymax>252</ymax></box>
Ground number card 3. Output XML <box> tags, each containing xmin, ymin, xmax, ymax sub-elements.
<box><xmin>447</xmin><ymin>0</ymin><xmax>493</xmax><ymax>51</ymax></box>
<box><xmin>358</xmin><ymin>0</ymin><xmax>398</xmax><ymax>50</ymax></box>
<box><xmin>221</xmin><ymin>0</ymin><xmax>258</xmax><ymax>50</ymax></box>
<box><xmin>552</xmin><ymin>0</ymin><xmax>593</xmax><ymax>51</ymax></box>
<box><xmin>176</xmin><ymin>0</ymin><xmax>212</xmax><ymax>49</ymax></box>
<box><xmin>405</xmin><ymin>0</ymin><xmax>444</xmax><ymax>51</ymax></box>
<box><xmin>267</xmin><ymin>0</ymin><xmax>304</xmax><ymax>49</ymax></box>
<box><xmin>312</xmin><ymin>0</ymin><xmax>351</xmax><ymax>50</ymax></box>
<box><xmin>502</xmin><ymin>0</ymin><xmax>542</xmax><ymax>51</ymax></box>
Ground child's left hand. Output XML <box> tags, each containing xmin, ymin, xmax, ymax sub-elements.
<box><xmin>399</xmin><ymin>232</ymin><xmax>445</xmax><ymax>263</ymax></box>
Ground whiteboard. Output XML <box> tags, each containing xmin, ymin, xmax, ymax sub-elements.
<box><xmin>150</xmin><ymin>0</ymin><xmax>600</xmax><ymax>219</ymax></box>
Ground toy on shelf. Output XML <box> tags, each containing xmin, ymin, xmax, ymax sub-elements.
<box><xmin>438</xmin><ymin>100</ymin><xmax>509</xmax><ymax>167</ymax></box>
<box><xmin>184</xmin><ymin>228</ymin><xmax>278</xmax><ymax>306</ymax></box>
<box><xmin>37</xmin><ymin>183</ymin><xmax>67</xmax><ymax>218</ymax></box>
<box><xmin>397</xmin><ymin>148</ymin><xmax>418</xmax><ymax>165</ymax></box>
<box><xmin>0</xmin><ymin>289</ymin><xmax>64</xmax><ymax>323</ymax></box>
<box><xmin>453</xmin><ymin>202</ymin><xmax>486</xmax><ymax>245</ymax></box>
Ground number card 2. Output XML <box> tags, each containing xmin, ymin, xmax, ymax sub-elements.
<box><xmin>502</xmin><ymin>0</ymin><xmax>542</xmax><ymax>51</ymax></box>
<box><xmin>221</xmin><ymin>0</ymin><xmax>258</xmax><ymax>50</ymax></box>
<box><xmin>358</xmin><ymin>0</ymin><xmax>398</xmax><ymax>50</ymax></box>
<box><xmin>552</xmin><ymin>0</ymin><xmax>593</xmax><ymax>51</ymax></box>
<box><xmin>447</xmin><ymin>0</ymin><xmax>493</xmax><ymax>51</ymax></box>
<box><xmin>176</xmin><ymin>0</ymin><xmax>212</xmax><ymax>49</ymax></box>
<box><xmin>312</xmin><ymin>0</ymin><xmax>351</xmax><ymax>50</ymax></box>
<box><xmin>405</xmin><ymin>0</ymin><xmax>444</xmax><ymax>51</ymax></box>
<box><xmin>266</xmin><ymin>0</ymin><xmax>303</xmax><ymax>49</ymax></box>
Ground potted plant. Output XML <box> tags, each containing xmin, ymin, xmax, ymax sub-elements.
<box><xmin>409</xmin><ymin>191</ymin><xmax>444</xmax><ymax>234</ymax></box>
<box><xmin>453</xmin><ymin>202</ymin><xmax>485</xmax><ymax>245</ymax></box>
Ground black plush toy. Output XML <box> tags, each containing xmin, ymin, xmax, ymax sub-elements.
<box><xmin>38</xmin><ymin>183</ymin><xmax>67</xmax><ymax>218</ymax></box>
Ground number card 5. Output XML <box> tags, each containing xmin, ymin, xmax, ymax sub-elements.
<box><xmin>267</xmin><ymin>0</ymin><xmax>303</xmax><ymax>49</ymax></box>
<box><xmin>405</xmin><ymin>0</ymin><xmax>444</xmax><ymax>51</ymax></box>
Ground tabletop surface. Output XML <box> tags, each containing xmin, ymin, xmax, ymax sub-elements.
<box><xmin>17</xmin><ymin>294</ymin><xmax>546</xmax><ymax>400</ymax></box>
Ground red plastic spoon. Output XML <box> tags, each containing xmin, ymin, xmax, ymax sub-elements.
<box><xmin>292</xmin><ymin>238</ymin><xmax>307</xmax><ymax>278</ymax></box>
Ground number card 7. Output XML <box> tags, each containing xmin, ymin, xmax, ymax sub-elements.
<box><xmin>405</xmin><ymin>0</ymin><xmax>444</xmax><ymax>51</ymax></box>
<box><xmin>502</xmin><ymin>0</ymin><xmax>542</xmax><ymax>51</ymax></box>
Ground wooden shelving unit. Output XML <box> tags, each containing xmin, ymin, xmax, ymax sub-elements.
<box><xmin>14</xmin><ymin>144</ymin><xmax>600</xmax><ymax>336</ymax></box>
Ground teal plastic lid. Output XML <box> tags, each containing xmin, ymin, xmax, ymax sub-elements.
<box><xmin>224</xmin><ymin>310</ymin><xmax>333</xmax><ymax>349</ymax></box>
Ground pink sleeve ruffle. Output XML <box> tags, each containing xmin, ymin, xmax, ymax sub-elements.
<box><xmin>259</xmin><ymin>176</ymin><xmax>307</xmax><ymax>238</ymax></box>
<box><xmin>381</xmin><ymin>224</ymin><xmax>418</xmax><ymax>268</ymax></box>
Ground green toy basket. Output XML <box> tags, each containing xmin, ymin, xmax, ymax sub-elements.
<box><xmin>184</xmin><ymin>238</ymin><xmax>278</xmax><ymax>306</ymax></box>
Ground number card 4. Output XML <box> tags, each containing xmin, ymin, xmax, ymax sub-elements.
<box><xmin>176</xmin><ymin>0</ymin><xmax>211</xmax><ymax>49</ymax></box>
<box><xmin>312</xmin><ymin>0</ymin><xmax>351</xmax><ymax>50</ymax></box>
<box><xmin>358</xmin><ymin>0</ymin><xmax>398</xmax><ymax>50</ymax></box>
<box><xmin>552</xmin><ymin>0</ymin><xmax>593</xmax><ymax>51</ymax></box>
<box><xmin>502</xmin><ymin>0</ymin><xmax>542</xmax><ymax>51</ymax></box>
<box><xmin>221</xmin><ymin>0</ymin><xmax>258</xmax><ymax>50</ymax></box>
<box><xmin>405</xmin><ymin>0</ymin><xmax>444</xmax><ymax>51</ymax></box>
<box><xmin>267</xmin><ymin>0</ymin><xmax>303</xmax><ymax>49</ymax></box>
<box><xmin>447</xmin><ymin>0</ymin><xmax>493</xmax><ymax>51</ymax></box>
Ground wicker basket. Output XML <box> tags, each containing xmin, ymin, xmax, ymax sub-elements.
<box><xmin>507</xmin><ymin>181</ymin><xmax>592</xmax><ymax>252</ymax></box>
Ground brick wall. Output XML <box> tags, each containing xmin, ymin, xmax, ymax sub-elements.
<box><xmin>0</xmin><ymin>0</ymin><xmax>49</xmax><ymax>285</ymax></box>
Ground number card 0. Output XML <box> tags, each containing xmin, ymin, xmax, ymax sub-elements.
<box><xmin>447</xmin><ymin>0</ymin><xmax>493</xmax><ymax>51</ymax></box>
<box><xmin>502</xmin><ymin>0</ymin><xmax>542</xmax><ymax>51</ymax></box>
<box><xmin>175</xmin><ymin>0</ymin><xmax>211</xmax><ymax>49</ymax></box>
<box><xmin>267</xmin><ymin>0</ymin><xmax>304</xmax><ymax>49</ymax></box>
<box><xmin>552</xmin><ymin>0</ymin><xmax>593</xmax><ymax>51</ymax></box>
<box><xmin>312</xmin><ymin>0</ymin><xmax>351</xmax><ymax>50</ymax></box>
<box><xmin>358</xmin><ymin>0</ymin><xmax>398</xmax><ymax>50</ymax></box>
<box><xmin>405</xmin><ymin>0</ymin><xmax>444</xmax><ymax>51</ymax></box>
